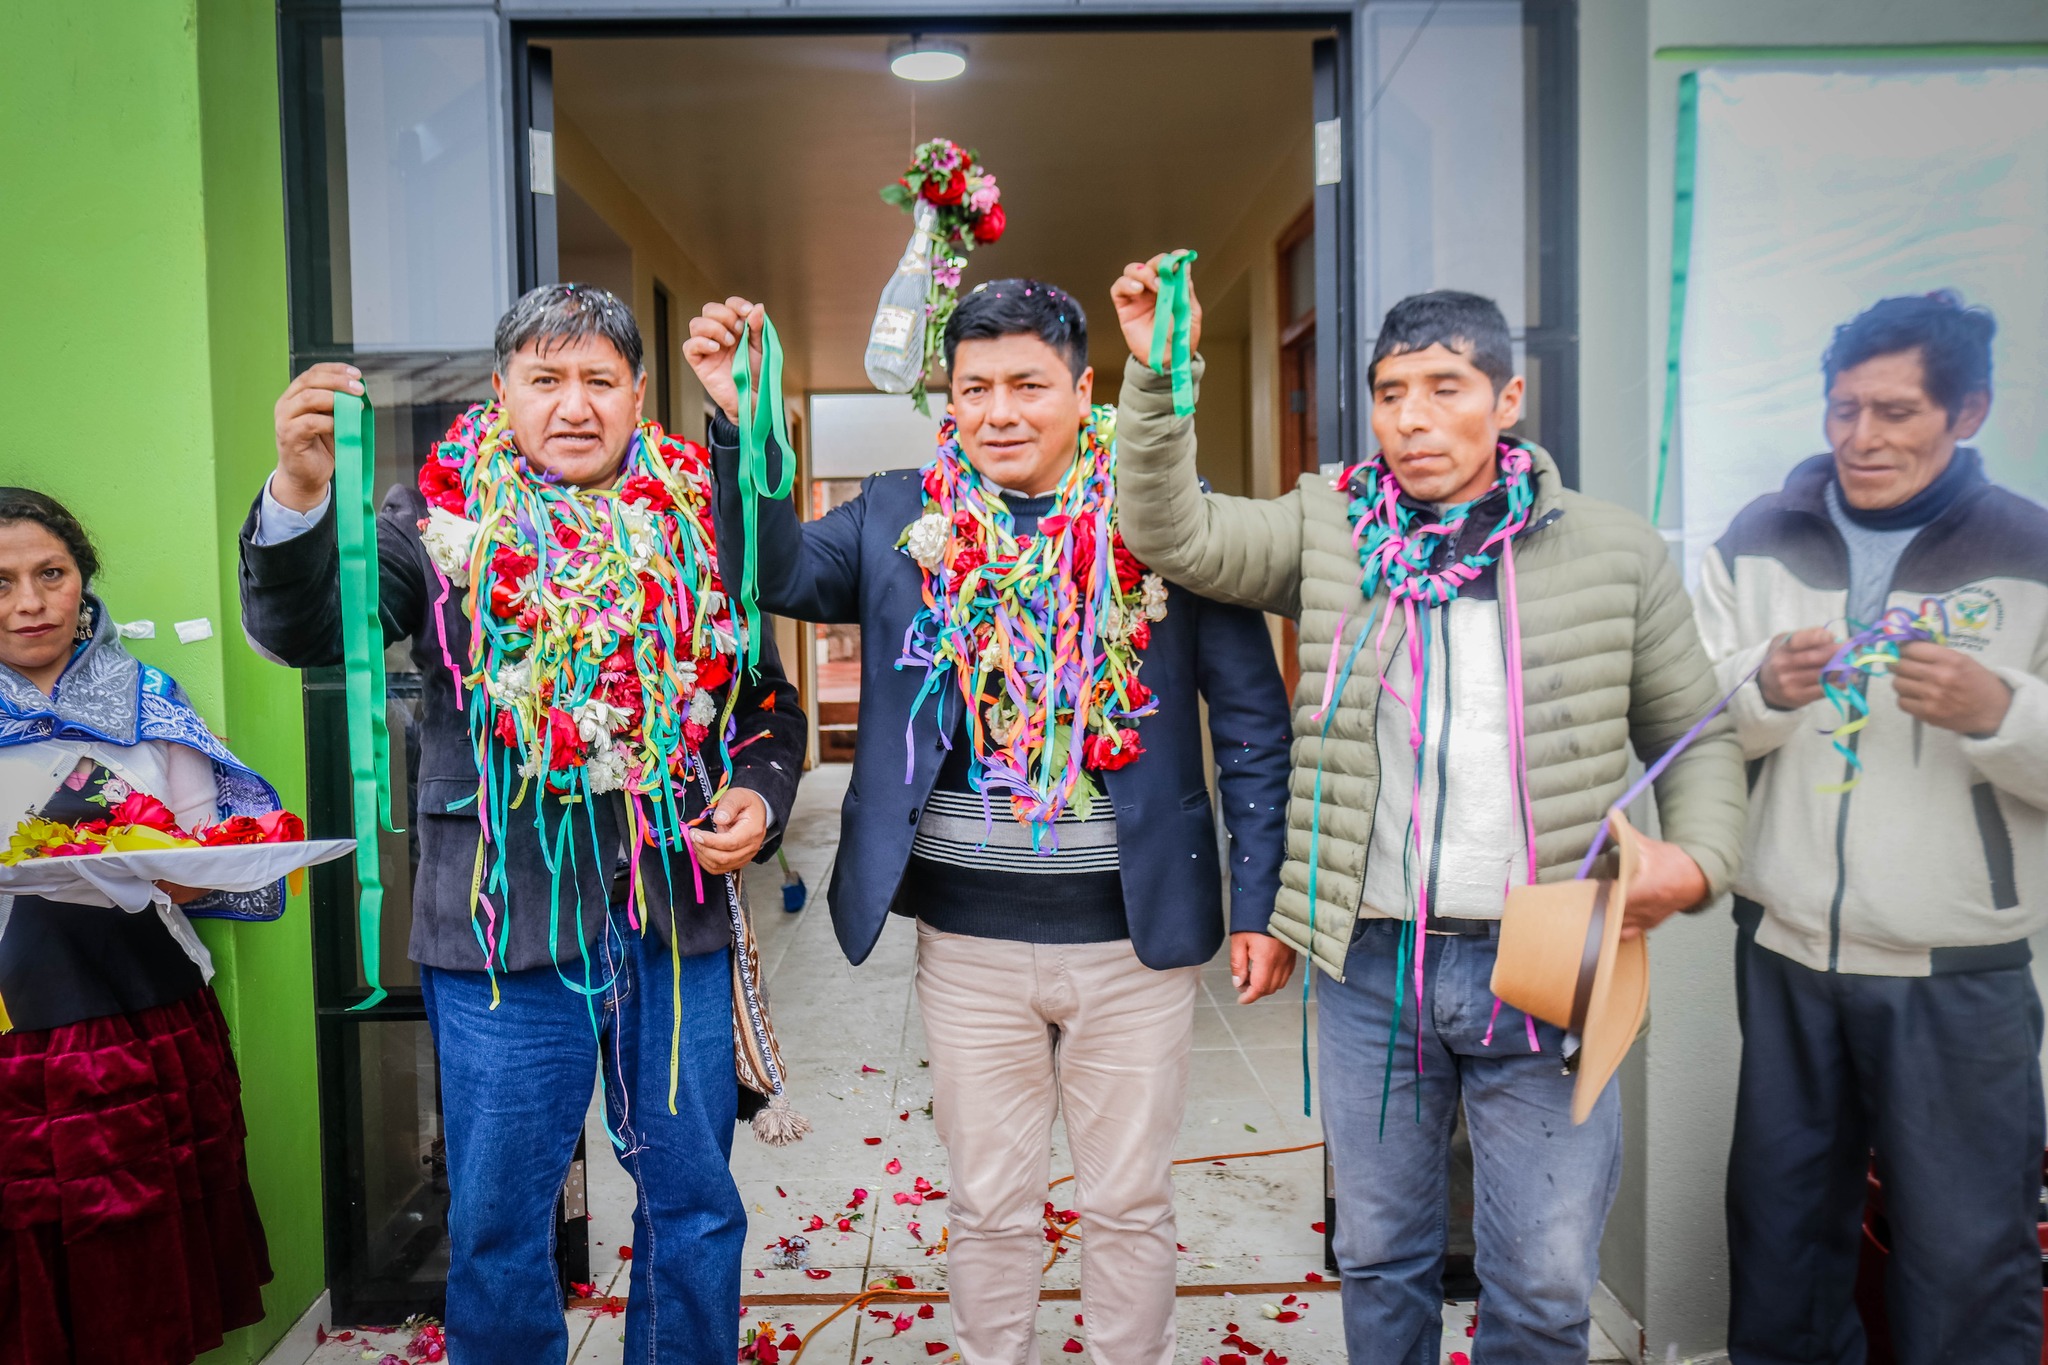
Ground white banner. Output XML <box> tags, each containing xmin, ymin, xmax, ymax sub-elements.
<box><xmin>1678</xmin><ymin>66</ymin><xmax>2048</xmax><ymax>579</ymax></box>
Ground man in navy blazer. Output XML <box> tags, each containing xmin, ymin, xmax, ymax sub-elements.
<box><xmin>688</xmin><ymin>280</ymin><xmax>1294</xmax><ymax>1365</ymax></box>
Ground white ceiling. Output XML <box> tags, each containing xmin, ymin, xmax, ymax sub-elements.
<box><xmin>549</xmin><ymin>29</ymin><xmax>1322</xmax><ymax>392</ymax></box>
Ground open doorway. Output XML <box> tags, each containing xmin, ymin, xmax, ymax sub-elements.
<box><xmin>535</xmin><ymin>26</ymin><xmax>1342</xmax><ymax>760</ymax></box>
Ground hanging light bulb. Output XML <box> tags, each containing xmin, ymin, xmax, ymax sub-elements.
<box><xmin>889</xmin><ymin>37</ymin><xmax>968</xmax><ymax>82</ymax></box>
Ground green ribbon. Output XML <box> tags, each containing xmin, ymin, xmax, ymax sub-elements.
<box><xmin>1148</xmin><ymin>249</ymin><xmax>1200</xmax><ymax>418</ymax></box>
<box><xmin>1652</xmin><ymin>71</ymin><xmax>1699</xmax><ymax>526</ymax></box>
<box><xmin>333</xmin><ymin>390</ymin><xmax>400</xmax><ymax>1010</ymax></box>
<box><xmin>733</xmin><ymin>312</ymin><xmax>794</xmax><ymax>675</ymax></box>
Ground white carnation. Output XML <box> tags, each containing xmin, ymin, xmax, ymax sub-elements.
<box><xmin>689</xmin><ymin>688</ymin><xmax>718</xmax><ymax>727</ymax></box>
<box><xmin>1098</xmin><ymin>601</ymin><xmax>1130</xmax><ymax>644</ymax></box>
<box><xmin>700</xmin><ymin>589</ymin><xmax>726</xmax><ymax>619</ymax></box>
<box><xmin>583</xmin><ymin>740</ymin><xmax>629</xmax><ymax>794</ymax></box>
<box><xmin>1139</xmin><ymin>571</ymin><xmax>1169</xmax><ymax>622</ymax></box>
<box><xmin>493</xmin><ymin>659</ymin><xmax>535</xmax><ymax>705</ymax></box>
<box><xmin>421</xmin><ymin>506</ymin><xmax>483</xmax><ymax>585</ymax></box>
<box><xmin>902</xmin><ymin>512</ymin><xmax>949</xmax><ymax>572</ymax></box>
<box><xmin>616</xmin><ymin>502</ymin><xmax>658</xmax><ymax>572</ymax></box>
<box><xmin>573</xmin><ymin>697</ymin><xmax>628</xmax><ymax>743</ymax></box>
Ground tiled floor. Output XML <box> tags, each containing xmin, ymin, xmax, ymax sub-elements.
<box><xmin>291</xmin><ymin>762</ymin><xmax>1625</xmax><ymax>1365</ymax></box>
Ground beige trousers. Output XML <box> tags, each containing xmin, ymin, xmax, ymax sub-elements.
<box><xmin>914</xmin><ymin>923</ymin><xmax>1199</xmax><ymax>1365</ymax></box>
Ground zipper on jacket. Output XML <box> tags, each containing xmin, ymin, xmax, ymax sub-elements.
<box><xmin>1826</xmin><ymin>732</ymin><xmax>1859</xmax><ymax>972</ymax></box>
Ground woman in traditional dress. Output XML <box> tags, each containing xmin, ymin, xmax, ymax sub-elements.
<box><xmin>0</xmin><ymin>488</ymin><xmax>281</xmax><ymax>1365</ymax></box>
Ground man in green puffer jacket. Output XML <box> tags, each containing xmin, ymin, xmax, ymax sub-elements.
<box><xmin>1109</xmin><ymin>265</ymin><xmax>1747</xmax><ymax>1364</ymax></box>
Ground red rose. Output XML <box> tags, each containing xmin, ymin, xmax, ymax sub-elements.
<box><xmin>553</xmin><ymin>520</ymin><xmax>579</xmax><ymax>550</ymax></box>
<box><xmin>1083</xmin><ymin>728</ymin><xmax>1145</xmax><ymax>772</ymax></box>
<box><xmin>545</xmin><ymin>707</ymin><xmax>586</xmax><ymax>769</ymax></box>
<box><xmin>972</xmin><ymin>204</ymin><xmax>1006</xmax><ymax>244</ymax></box>
<box><xmin>673</xmin><ymin>438</ymin><xmax>711</xmax><ymax>473</ymax></box>
<box><xmin>620</xmin><ymin>474</ymin><xmax>673</xmax><ymax>511</ymax></box>
<box><xmin>493</xmin><ymin>706</ymin><xmax>520</xmax><ymax>748</ymax></box>
<box><xmin>603</xmin><ymin>675</ymin><xmax>644</xmax><ymax>725</ymax></box>
<box><xmin>923</xmin><ymin>465</ymin><xmax>946</xmax><ymax>499</ymax></box>
<box><xmin>683</xmin><ymin>719</ymin><xmax>710</xmax><ymax>751</ymax></box>
<box><xmin>695</xmin><ymin>653</ymin><xmax>732</xmax><ymax>694</ymax></box>
<box><xmin>488</xmin><ymin>577</ymin><xmax>521</xmax><ymax>619</ymax></box>
<box><xmin>1129</xmin><ymin>618</ymin><xmax>1152</xmax><ymax>651</ymax></box>
<box><xmin>949</xmin><ymin>544</ymin><xmax>989</xmax><ymax>591</ymax></box>
<box><xmin>1070</xmin><ymin>512</ymin><xmax>1099</xmax><ymax>578</ymax></box>
<box><xmin>1122</xmin><ymin>679</ymin><xmax>1154</xmax><ymax>711</ymax></box>
<box><xmin>492</xmin><ymin>546</ymin><xmax>537</xmax><ymax>581</ymax></box>
<box><xmin>255</xmin><ymin>810</ymin><xmax>306</xmax><ymax>842</ymax></box>
<box><xmin>924</xmin><ymin>170</ymin><xmax>967</xmax><ymax>206</ymax></box>
<box><xmin>199</xmin><ymin>815</ymin><xmax>266</xmax><ymax>846</ymax></box>
<box><xmin>419</xmin><ymin>459</ymin><xmax>466</xmax><ymax>514</ymax></box>
<box><xmin>109</xmin><ymin>792</ymin><xmax>181</xmax><ymax>834</ymax></box>
<box><xmin>638</xmin><ymin>572</ymin><xmax>666</xmax><ymax>622</ymax></box>
<box><xmin>1112</xmin><ymin>540</ymin><xmax>1146</xmax><ymax>593</ymax></box>
<box><xmin>953</xmin><ymin>508</ymin><xmax>975</xmax><ymax>532</ymax></box>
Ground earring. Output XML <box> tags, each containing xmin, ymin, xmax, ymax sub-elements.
<box><xmin>74</xmin><ymin>606</ymin><xmax>93</xmax><ymax>642</ymax></box>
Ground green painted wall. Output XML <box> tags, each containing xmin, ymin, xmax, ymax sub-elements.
<box><xmin>1</xmin><ymin>2</ymin><xmax>321</xmax><ymax>1360</ymax></box>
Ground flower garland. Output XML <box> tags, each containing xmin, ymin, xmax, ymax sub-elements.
<box><xmin>1297</xmin><ymin>443</ymin><xmax>1541</xmax><ymax>1125</ymax></box>
<box><xmin>895</xmin><ymin>406</ymin><xmax>1165</xmax><ymax>838</ymax></box>
<box><xmin>879</xmin><ymin>138</ymin><xmax>1005</xmax><ymax>412</ymax></box>
<box><xmin>416</xmin><ymin>403</ymin><xmax>744</xmax><ymax>974</ymax></box>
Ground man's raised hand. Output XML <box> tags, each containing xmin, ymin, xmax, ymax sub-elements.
<box><xmin>1110</xmin><ymin>254</ymin><xmax>1202</xmax><ymax>366</ymax></box>
<box><xmin>272</xmin><ymin>363</ymin><xmax>364</xmax><ymax>513</ymax></box>
<box><xmin>683</xmin><ymin>297</ymin><xmax>767</xmax><ymax>424</ymax></box>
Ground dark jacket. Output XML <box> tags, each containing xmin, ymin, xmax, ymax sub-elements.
<box><xmin>710</xmin><ymin>419</ymin><xmax>1292</xmax><ymax>970</ymax></box>
<box><xmin>238</xmin><ymin>484</ymin><xmax>807</xmax><ymax>974</ymax></box>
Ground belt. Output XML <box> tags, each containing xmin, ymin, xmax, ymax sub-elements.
<box><xmin>1423</xmin><ymin>917</ymin><xmax>1501</xmax><ymax>938</ymax></box>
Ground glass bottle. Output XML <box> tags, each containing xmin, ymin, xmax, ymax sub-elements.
<box><xmin>864</xmin><ymin>199</ymin><xmax>938</xmax><ymax>394</ymax></box>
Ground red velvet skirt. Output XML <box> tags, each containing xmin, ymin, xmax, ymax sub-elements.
<box><xmin>0</xmin><ymin>987</ymin><xmax>273</xmax><ymax>1365</ymax></box>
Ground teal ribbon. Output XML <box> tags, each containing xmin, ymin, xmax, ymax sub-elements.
<box><xmin>733</xmin><ymin>313</ymin><xmax>794</xmax><ymax>675</ymax></box>
<box><xmin>1652</xmin><ymin>71</ymin><xmax>1699</xmax><ymax>526</ymax></box>
<box><xmin>1148</xmin><ymin>249</ymin><xmax>1200</xmax><ymax>418</ymax></box>
<box><xmin>333</xmin><ymin>390</ymin><xmax>400</xmax><ymax>1010</ymax></box>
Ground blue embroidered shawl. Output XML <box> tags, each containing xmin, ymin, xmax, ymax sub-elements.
<box><xmin>0</xmin><ymin>598</ymin><xmax>286</xmax><ymax>921</ymax></box>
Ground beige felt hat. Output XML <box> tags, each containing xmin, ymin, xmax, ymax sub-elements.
<box><xmin>1489</xmin><ymin>809</ymin><xmax>1648</xmax><ymax>1124</ymax></box>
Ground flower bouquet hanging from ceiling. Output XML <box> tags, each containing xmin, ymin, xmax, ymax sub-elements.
<box><xmin>864</xmin><ymin>138</ymin><xmax>1005</xmax><ymax>414</ymax></box>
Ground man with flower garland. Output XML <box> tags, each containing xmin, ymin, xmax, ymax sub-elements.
<box><xmin>689</xmin><ymin>281</ymin><xmax>1295</xmax><ymax>1365</ymax></box>
<box><xmin>240</xmin><ymin>284</ymin><xmax>808</xmax><ymax>1365</ymax></box>
<box><xmin>1111</xmin><ymin>271</ymin><xmax>1748</xmax><ymax>1363</ymax></box>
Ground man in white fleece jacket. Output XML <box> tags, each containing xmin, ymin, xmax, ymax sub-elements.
<box><xmin>1696</xmin><ymin>291</ymin><xmax>2048</xmax><ymax>1364</ymax></box>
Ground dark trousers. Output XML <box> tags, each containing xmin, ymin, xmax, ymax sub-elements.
<box><xmin>1727</xmin><ymin>923</ymin><xmax>2045</xmax><ymax>1365</ymax></box>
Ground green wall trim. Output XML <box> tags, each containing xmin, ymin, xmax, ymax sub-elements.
<box><xmin>4</xmin><ymin>2</ymin><xmax>318</xmax><ymax>1361</ymax></box>
<box><xmin>1656</xmin><ymin>44</ymin><xmax>2048</xmax><ymax>62</ymax></box>
<box><xmin>1652</xmin><ymin>71</ymin><xmax>1698</xmax><ymax>528</ymax></box>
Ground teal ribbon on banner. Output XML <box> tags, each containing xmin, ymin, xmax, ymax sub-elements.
<box><xmin>1148</xmin><ymin>249</ymin><xmax>1200</xmax><ymax>417</ymax></box>
<box><xmin>333</xmin><ymin>389</ymin><xmax>401</xmax><ymax>1010</ymax></box>
<box><xmin>734</xmin><ymin>312</ymin><xmax>794</xmax><ymax>676</ymax></box>
<box><xmin>1652</xmin><ymin>71</ymin><xmax>1699</xmax><ymax>526</ymax></box>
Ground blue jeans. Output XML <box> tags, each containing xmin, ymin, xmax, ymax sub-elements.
<box><xmin>421</xmin><ymin>913</ymin><xmax>744</xmax><ymax>1365</ymax></box>
<box><xmin>1318</xmin><ymin>919</ymin><xmax>1623</xmax><ymax>1365</ymax></box>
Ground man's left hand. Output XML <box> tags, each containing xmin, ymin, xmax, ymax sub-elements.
<box><xmin>1620</xmin><ymin>836</ymin><xmax>1710</xmax><ymax>939</ymax></box>
<box><xmin>1229</xmin><ymin>931</ymin><xmax>1297</xmax><ymax>1004</ymax></box>
<box><xmin>1892</xmin><ymin>641</ymin><xmax>2012</xmax><ymax>736</ymax></box>
<box><xmin>691</xmin><ymin>788</ymin><xmax>770</xmax><ymax>876</ymax></box>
